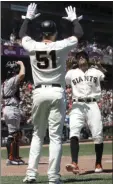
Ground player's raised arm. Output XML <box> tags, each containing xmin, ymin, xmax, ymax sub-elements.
<box><xmin>16</xmin><ymin>61</ymin><xmax>25</xmax><ymax>82</ymax></box>
<box><xmin>60</xmin><ymin>6</ymin><xmax>83</xmax><ymax>49</ymax></box>
<box><xmin>91</xmin><ymin>58</ymin><xmax>107</xmax><ymax>81</ymax></box>
<box><xmin>62</xmin><ymin>6</ymin><xmax>83</xmax><ymax>39</ymax></box>
<box><xmin>19</xmin><ymin>3</ymin><xmax>41</xmax><ymax>52</ymax></box>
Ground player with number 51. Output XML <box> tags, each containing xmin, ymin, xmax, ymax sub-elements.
<box><xmin>19</xmin><ymin>3</ymin><xmax>83</xmax><ymax>184</ymax></box>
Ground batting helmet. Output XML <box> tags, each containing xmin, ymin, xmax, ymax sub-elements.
<box><xmin>40</xmin><ymin>20</ymin><xmax>57</xmax><ymax>36</ymax></box>
<box><xmin>5</xmin><ymin>61</ymin><xmax>20</xmax><ymax>79</ymax></box>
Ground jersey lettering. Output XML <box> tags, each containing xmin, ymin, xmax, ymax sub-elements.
<box><xmin>36</xmin><ymin>50</ymin><xmax>57</xmax><ymax>69</ymax></box>
<box><xmin>72</xmin><ymin>76</ymin><xmax>98</xmax><ymax>85</ymax></box>
<box><xmin>84</xmin><ymin>76</ymin><xmax>89</xmax><ymax>81</ymax></box>
<box><xmin>79</xmin><ymin>77</ymin><xmax>83</xmax><ymax>83</ymax></box>
<box><xmin>89</xmin><ymin>76</ymin><xmax>93</xmax><ymax>82</ymax></box>
<box><xmin>94</xmin><ymin>77</ymin><xmax>98</xmax><ymax>83</ymax></box>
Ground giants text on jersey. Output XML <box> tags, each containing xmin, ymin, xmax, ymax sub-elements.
<box><xmin>65</xmin><ymin>68</ymin><xmax>105</xmax><ymax>99</ymax></box>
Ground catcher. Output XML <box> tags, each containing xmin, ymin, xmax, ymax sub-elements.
<box><xmin>2</xmin><ymin>61</ymin><xmax>25</xmax><ymax>165</ymax></box>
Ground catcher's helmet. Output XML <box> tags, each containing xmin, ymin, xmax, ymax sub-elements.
<box><xmin>5</xmin><ymin>61</ymin><xmax>20</xmax><ymax>79</ymax></box>
<box><xmin>41</xmin><ymin>20</ymin><xmax>57</xmax><ymax>36</ymax></box>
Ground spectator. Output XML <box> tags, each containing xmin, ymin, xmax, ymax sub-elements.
<box><xmin>10</xmin><ymin>33</ymin><xmax>16</xmax><ymax>44</ymax></box>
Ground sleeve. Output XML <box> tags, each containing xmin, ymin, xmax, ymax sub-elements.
<box><xmin>73</xmin><ymin>19</ymin><xmax>83</xmax><ymax>39</ymax></box>
<box><xmin>60</xmin><ymin>19</ymin><xmax>83</xmax><ymax>51</ymax></box>
<box><xmin>19</xmin><ymin>18</ymin><xmax>31</xmax><ymax>38</ymax></box>
<box><xmin>62</xmin><ymin>19</ymin><xmax>83</xmax><ymax>40</ymax></box>
<box><xmin>59</xmin><ymin>36</ymin><xmax>78</xmax><ymax>51</ymax></box>
<box><xmin>19</xmin><ymin>18</ymin><xmax>37</xmax><ymax>52</ymax></box>
<box><xmin>98</xmin><ymin>70</ymin><xmax>105</xmax><ymax>81</ymax></box>
<box><xmin>9</xmin><ymin>75</ymin><xmax>20</xmax><ymax>88</ymax></box>
<box><xmin>65</xmin><ymin>70</ymin><xmax>72</xmax><ymax>85</ymax></box>
<box><xmin>22</xmin><ymin>36</ymin><xmax>37</xmax><ymax>52</ymax></box>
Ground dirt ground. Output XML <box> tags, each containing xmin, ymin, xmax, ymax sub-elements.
<box><xmin>1</xmin><ymin>155</ymin><xmax>112</xmax><ymax>176</ymax></box>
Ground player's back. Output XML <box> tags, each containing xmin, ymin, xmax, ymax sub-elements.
<box><xmin>22</xmin><ymin>36</ymin><xmax>78</xmax><ymax>88</ymax></box>
<box><xmin>29</xmin><ymin>41</ymin><xmax>68</xmax><ymax>88</ymax></box>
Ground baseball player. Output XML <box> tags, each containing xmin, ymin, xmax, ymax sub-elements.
<box><xmin>19</xmin><ymin>3</ymin><xmax>83</xmax><ymax>184</ymax></box>
<box><xmin>2</xmin><ymin>61</ymin><xmax>25</xmax><ymax>165</ymax></box>
<box><xmin>65</xmin><ymin>51</ymin><xmax>107</xmax><ymax>174</ymax></box>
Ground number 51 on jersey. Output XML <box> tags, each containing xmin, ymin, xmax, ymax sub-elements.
<box><xmin>36</xmin><ymin>50</ymin><xmax>57</xmax><ymax>69</ymax></box>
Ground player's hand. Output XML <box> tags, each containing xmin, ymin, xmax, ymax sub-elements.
<box><xmin>62</xmin><ymin>6</ymin><xmax>82</xmax><ymax>22</ymax></box>
<box><xmin>96</xmin><ymin>61</ymin><xmax>101</xmax><ymax>66</ymax></box>
<box><xmin>93</xmin><ymin>57</ymin><xmax>101</xmax><ymax>66</ymax></box>
<box><xmin>16</xmin><ymin>61</ymin><xmax>24</xmax><ymax>65</ymax></box>
<box><xmin>24</xmin><ymin>3</ymin><xmax>41</xmax><ymax>20</ymax></box>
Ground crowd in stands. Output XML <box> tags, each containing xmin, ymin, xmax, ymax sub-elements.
<box><xmin>98</xmin><ymin>89</ymin><xmax>113</xmax><ymax>126</ymax></box>
<box><xmin>1</xmin><ymin>33</ymin><xmax>22</xmax><ymax>47</ymax></box>
<box><xmin>19</xmin><ymin>82</ymin><xmax>33</xmax><ymax>125</ymax></box>
<box><xmin>75</xmin><ymin>41</ymin><xmax>112</xmax><ymax>57</ymax></box>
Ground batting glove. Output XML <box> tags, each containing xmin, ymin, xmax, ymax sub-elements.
<box><xmin>62</xmin><ymin>6</ymin><xmax>83</xmax><ymax>22</ymax></box>
<box><xmin>23</xmin><ymin>3</ymin><xmax>41</xmax><ymax>20</ymax></box>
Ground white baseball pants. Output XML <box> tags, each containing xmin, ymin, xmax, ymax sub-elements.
<box><xmin>69</xmin><ymin>102</ymin><xmax>103</xmax><ymax>144</ymax></box>
<box><xmin>26</xmin><ymin>86</ymin><xmax>65</xmax><ymax>182</ymax></box>
<box><xmin>3</xmin><ymin>106</ymin><xmax>20</xmax><ymax>133</ymax></box>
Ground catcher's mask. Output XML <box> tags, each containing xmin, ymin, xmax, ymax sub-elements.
<box><xmin>5</xmin><ymin>61</ymin><xmax>20</xmax><ymax>79</ymax></box>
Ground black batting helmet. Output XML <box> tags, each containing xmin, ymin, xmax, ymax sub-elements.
<box><xmin>5</xmin><ymin>61</ymin><xmax>20</xmax><ymax>79</ymax></box>
<box><xmin>40</xmin><ymin>20</ymin><xmax>57</xmax><ymax>36</ymax></box>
